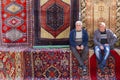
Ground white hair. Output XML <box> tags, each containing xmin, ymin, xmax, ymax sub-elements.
<box><xmin>99</xmin><ymin>22</ymin><xmax>106</xmax><ymax>27</ymax></box>
<box><xmin>75</xmin><ymin>21</ymin><xmax>82</xmax><ymax>26</ymax></box>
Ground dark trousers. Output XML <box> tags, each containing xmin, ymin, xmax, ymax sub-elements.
<box><xmin>70</xmin><ymin>46</ymin><xmax>89</xmax><ymax>66</ymax></box>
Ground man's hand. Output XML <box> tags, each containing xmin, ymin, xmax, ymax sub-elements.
<box><xmin>76</xmin><ymin>46</ymin><xmax>81</xmax><ymax>50</ymax></box>
<box><xmin>100</xmin><ymin>45</ymin><xmax>104</xmax><ymax>50</ymax></box>
<box><xmin>80</xmin><ymin>45</ymin><xmax>84</xmax><ymax>50</ymax></box>
<box><xmin>105</xmin><ymin>44</ymin><xmax>109</xmax><ymax>46</ymax></box>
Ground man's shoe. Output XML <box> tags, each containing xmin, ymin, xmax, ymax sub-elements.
<box><xmin>78</xmin><ymin>65</ymin><xmax>87</xmax><ymax>71</ymax></box>
<box><xmin>78</xmin><ymin>66</ymin><xmax>82</xmax><ymax>70</ymax></box>
<box><xmin>78</xmin><ymin>65</ymin><xmax>86</xmax><ymax>69</ymax></box>
<box><xmin>79</xmin><ymin>65</ymin><xmax>87</xmax><ymax>75</ymax></box>
<box><xmin>83</xmin><ymin>68</ymin><xmax>87</xmax><ymax>72</ymax></box>
<box><xmin>82</xmin><ymin>65</ymin><xmax>87</xmax><ymax>75</ymax></box>
<box><xmin>82</xmin><ymin>70</ymin><xmax>87</xmax><ymax>75</ymax></box>
<box><xmin>82</xmin><ymin>65</ymin><xmax>87</xmax><ymax>70</ymax></box>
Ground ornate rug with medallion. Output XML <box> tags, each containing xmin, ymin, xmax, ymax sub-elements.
<box><xmin>0</xmin><ymin>0</ymin><xmax>33</xmax><ymax>46</ymax></box>
<box><xmin>23</xmin><ymin>49</ymin><xmax>71</xmax><ymax>79</ymax></box>
<box><xmin>90</xmin><ymin>50</ymin><xmax>120</xmax><ymax>80</ymax></box>
<box><xmin>23</xmin><ymin>48</ymin><xmax>90</xmax><ymax>80</ymax></box>
<box><xmin>34</xmin><ymin>0</ymin><xmax>71</xmax><ymax>45</ymax></box>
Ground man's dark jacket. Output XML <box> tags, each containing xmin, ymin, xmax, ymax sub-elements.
<box><xmin>69</xmin><ymin>29</ymin><xmax>88</xmax><ymax>47</ymax></box>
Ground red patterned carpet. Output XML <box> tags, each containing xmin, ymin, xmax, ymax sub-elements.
<box><xmin>23</xmin><ymin>49</ymin><xmax>71</xmax><ymax>79</ymax></box>
<box><xmin>0</xmin><ymin>48</ymin><xmax>120</xmax><ymax>80</ymax></box>
<box><xmin>23</xmin><ymin>49</ymin><xmax>90</xmax><ymax>80</ymax></box>
<box><xmin>90</xmin><ymin>50</ymin><xmax>120</xmax><ymax>80</ymax></box>
<box><xmin>0</xmin><ymin>0</ymin><xmax>33</xmax><ymax>46</ymax></box>
<box><xmin>0</xmin><ymin>47</ymin><xmax>25</xmax><ymax>80</ymax></box>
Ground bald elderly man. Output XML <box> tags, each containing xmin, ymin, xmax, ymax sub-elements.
<box><xmin>69</xmin><ymin>21</ymin><xmax>88</xmax><ymax>74</ymax></box>
<box><xmin>94</xmin><ymin>22</ymin><xmax>117</xmax><ymax>71</ymax></box>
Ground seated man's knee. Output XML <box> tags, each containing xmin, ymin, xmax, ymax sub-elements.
<box><xmin>104</xmin><ymin>46</ymin><xmax>110</xmax><ymax>51</ymax></box>
<box><xmin>94</xmin><ymin>46</ymin><xmax>100</xmax><ymax>52</ymax></box>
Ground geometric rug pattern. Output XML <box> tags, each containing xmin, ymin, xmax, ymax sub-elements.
<box><xmin>23</xmin><ymin>48</ymin><xmax>90</xmax><ymax>80</ymax></box>
<box><xmin>0</xmin><ymin>0</ymin><xmax>33</xmax><ymax>46</ymax></box>
<box><xmin>116</xmin><ymin>0</ymin><xmax>120</xmax><ymax>41</ymax></box>
<box><xmin>0</xmin><ymin>48</ymin><xmax>120</xmax><ymax>80</ymax></box>
<box><xmin>23</xmin><ymin>49</ymin><xmax>71</xmax><ymax>79</ymax></box>
<box><xmin>0</xmin><ymin>49</ymin><xmax>24</xmax><ymax>80</ymax></box>
<box><xmin>40</xmin><ymin>0</ymin><xmax>70</xmax><ymax>38</ymax></box>
<box><xmin>90</xmin><ymin>50</ymin><xmax>120</xmax><ymax>80</ymax></box>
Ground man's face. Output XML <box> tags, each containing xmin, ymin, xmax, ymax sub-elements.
<box><xmin>99</xmin><ymin>24</ymin><xmax>106</xmax><ymax>32</ymax></box>
<box><xmin>76</xmin><ymin>23</ymin><xmax>82</xmax><ymax>31</ymax></box>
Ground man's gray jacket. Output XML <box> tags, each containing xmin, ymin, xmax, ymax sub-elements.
<box><xmin>93</xmin><ymin>29</ymin><xmax>117</xmax><ymax>49</ymax></box>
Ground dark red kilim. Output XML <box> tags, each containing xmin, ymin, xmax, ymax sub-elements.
<box><xmin>90</xmin><ymin>54</ymin><xmax>97</xmax><ymax>80</ymax></box>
